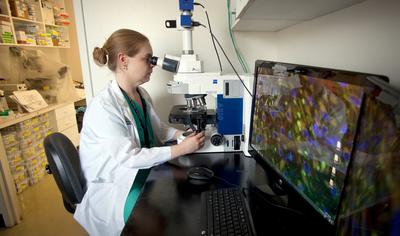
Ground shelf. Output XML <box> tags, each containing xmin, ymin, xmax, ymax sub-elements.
<box><xmin>0</xmin><ymin>42</ymin><xmax>69</xmax><ymax>48</ymax></box>
<box><xmin>0</xmin><ymin>13</ymin><xmax>9</xmax><ymax>18</ymax></box>
<box><xmin>232</xmin><ymin>0</ymin><xmax>366</xmax><ymax>31</ymax></box>
<box><xmin>12</xmin><ymin>16</ymin><xmax>43</xmax><ymax>25</ymax></box>
<box><xmin>45</xmin><ymin>23</ymin><xmax>67</xmax><ymax>28</ymax></box>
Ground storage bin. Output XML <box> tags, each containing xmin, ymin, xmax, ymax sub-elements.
<box><xmin>15</xmin><ymin>178</ymin><xmax>29</xmax><ymax>193</ymax></box>
<box><xmin>21</xmin><ymin>146</ymin><xmax>36</xmax><ymax>159</ymax></box>
<box><xmin>5</xmin><ymin>143</ymin><xmax>20</xmax><ymax>156</ymax></box>
<box><xmin>1</xmin><ymin>131</ymin><xmax>18</xmax><ymax>146</ymax></box>
<box><xmin>7</xmin><ymin>150</ymin><xmax>23</xmax><ymax>166</ymax></box>
<box><xmin>13</xmin><ymin>170</ymin><xmax>27</xmax><ymax>184</ymax></box>
<box><xmin>9</xmin><ymin>162</ymin><xmax>25</xmax><ymax>173</ymax></box>
<box><xmin>19</xmin><ymin>137</ymin><xmax>34</xmax><ymax>149</ymax></box>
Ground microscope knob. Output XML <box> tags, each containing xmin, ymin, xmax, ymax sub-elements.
<box><xmin>210</xmin><ymin>133</ymin><xmax>224</xmax><ymax>146</ymax></box>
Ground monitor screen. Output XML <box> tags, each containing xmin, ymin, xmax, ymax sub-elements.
<box><xmin>249</xmin><ymin>60</ymin><xmax>384</xmax><ymax>224</ymax></box>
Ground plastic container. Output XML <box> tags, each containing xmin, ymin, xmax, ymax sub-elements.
<box><xmin>21</xmin><ymin>146</ymin><xmax>36</xmax><ymax>160</ymax></box>
<box><xmin>30</xmin><ymin>117</ymin><xmax>40</xmax><ymax>126</ymax></box>
<box><xmin>15</xmin><ymin>178</ymin><xmax>29</xmax><ymax>193</ymax></box>
<box><xmin>1</xmin><ymin>131</ymin><xmax>18</xmax><ymax>146</ymax></box>
<box><xmin>31</xmin><ymin>125</ymin><xmax>41</xmax><ymax>134</ymax></box>
<box><xmin>13</xmin><ymin>170</ymin><xmax>27</xmax><ymax>184</ymax></box>
<box><xmin>24</xmin><ymin>154</ymin><xmax>39</xmax><ymax>169</ymax></box>
<box><xmin>19</xmin><ymin>137</ymin><xmax>34</xmax><ymax>149</ymax></box>
<box><xmin>5</xmin><ymin>143</ymin><xmax>20</xmax><ymax>156</ymax></box>
<box><xmin>26</xmin><ymin>162</ymin><xmax>44</xmax><ymax>177</ymax></box>
<box><xmin>7</xmin><ymin>150</ymin><xmax>23</xmax><ymax>166</ymax></box>
<box><xmin>9</xmin><ymin>162</ymin><xmax>25</xmax><ymax>173</ymax></box>
<box><xmin>28</xmin><ymin>169</ymin><xmax>45</xmax><ymax>185</ymax></box>
<box><xmin>39</xmin><ymin>113</ymin><xmax>49</xmax><ymax>122</ymax></box>
<box><xmin>17</xmin><ymin>128</ymin><xmax>32</xmax><ymax>140</ymax></box>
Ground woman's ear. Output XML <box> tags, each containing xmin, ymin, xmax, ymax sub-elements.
<box><xmin>118</xmin><ymin>53</ymin><xmax>127</xmax><ymax>65</ymax></box>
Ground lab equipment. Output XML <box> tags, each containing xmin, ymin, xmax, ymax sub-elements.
<box><xmin>151</xmin><ymin>0</ymin><xmax>252</xmax><ymax>153</ymax></box>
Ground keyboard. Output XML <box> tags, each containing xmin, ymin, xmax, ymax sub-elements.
<box><xmin>200</xmin><ymin>188</ymin><xmax>256</xmax><ymax>236</ymax></box>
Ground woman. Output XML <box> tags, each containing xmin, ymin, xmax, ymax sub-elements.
<box><xmin>74</xmin><ymin>29</ymin><xmax>205</xmax><ymax>235</ymax></box>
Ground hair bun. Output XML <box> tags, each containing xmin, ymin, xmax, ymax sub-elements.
<box><xmin>93</xmin><ymin>46</ymin><xmax>108</xmax><ymax>66</ymax></box>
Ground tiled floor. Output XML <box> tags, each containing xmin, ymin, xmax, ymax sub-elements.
<box><xmin>0</xmin><ymin>174</ymin><xmax>87</xmax><ymax>236</ymax></box>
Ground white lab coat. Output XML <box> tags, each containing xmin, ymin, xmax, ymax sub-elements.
<box><xmin>74</xmin><ymin>80</ymin><xmax>178</xmax><ymax>236</ymax></box>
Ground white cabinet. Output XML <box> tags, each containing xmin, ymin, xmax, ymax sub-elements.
<box><xmin>0</xmin><ymin>0</ymin><xmax>70</xmax><ymax>48</ymax></box>
<box><xmin>49</xmin><ymin>102</ymin><xmax>79</xmax><ymax>146</ymax></box>
<box><xmin>232</xmin><ymin>0</ymin><xmax>365</xmax><ymax>31</ymax></box>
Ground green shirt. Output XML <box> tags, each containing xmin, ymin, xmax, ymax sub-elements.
<box><xmin>121</xmin><ymin>89</ymin><xmax>156</xmax><ymax>222</ymax></box>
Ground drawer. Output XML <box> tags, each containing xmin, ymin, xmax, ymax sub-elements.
<box><xmin>54</xmin><ymin>103</ymin><xmax>75</xmax><ymax>120</ymax></box>
<box><xmin>55</xmin><ymin>115</ymin><xmax>77</xmax><ymax>131</ymax></box>
<box><xmin>61</xmin><ymin>124</ymin><xmax>80</xmax><ymax>147</ymax></box>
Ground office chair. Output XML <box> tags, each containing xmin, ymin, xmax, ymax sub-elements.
<box><xmin>44</xmin><ymin>132</ymin><xmax>86</xmax><ymax>213</ymax></box>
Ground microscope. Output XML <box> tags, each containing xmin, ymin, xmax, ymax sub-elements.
<box><xmin>150</xmin><ymin>0</ymin><xmax>252</xmax><ymax>153</ymax></box>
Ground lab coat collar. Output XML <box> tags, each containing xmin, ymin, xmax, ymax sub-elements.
<box><xmin>110</xmin><ymin>79</ymin><xmax>127</xmax><ymax>107</ymax></box>
<box><xmin>110</xmin><ymin>79</ymin><xmax>150</xmax><ymax>106</ymax></box>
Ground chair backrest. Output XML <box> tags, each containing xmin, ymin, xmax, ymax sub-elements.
<box><xmin>44</xmin><ymin>132</ymin><xmax>86</xmax><ymax>213</ymax></box>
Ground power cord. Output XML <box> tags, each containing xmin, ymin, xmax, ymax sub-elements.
<box><xmin>194</xmin><ymin>2</ymin><xmax>223</xmax><ymax>73</ymax></box>
<box><xmin>193</xmin><ymin>2</ymin><xmax>253</xmax><ymax>97</ymax></box>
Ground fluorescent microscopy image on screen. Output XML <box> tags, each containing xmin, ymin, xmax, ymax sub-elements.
<box><xmin>251</xmin><ymin>72</ymin><xmax>364</xmax><ymax>223</ymax></box>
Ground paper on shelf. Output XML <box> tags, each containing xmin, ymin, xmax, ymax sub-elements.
<box><xmin>9</xmin><ymin>90</ymin><xmax>48</xmax><ymax>112</ymax></box>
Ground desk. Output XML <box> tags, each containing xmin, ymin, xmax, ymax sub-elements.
<box><xmin>122</xmin><ymin>152</ymin><xmax>334</xmax><ymax>236</ymax></box>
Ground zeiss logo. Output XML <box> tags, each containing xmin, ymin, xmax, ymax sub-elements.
<box><xmin>213</xmin><ymin>80</ymin><xmax>218</xmax><ymax>84</ymax></box>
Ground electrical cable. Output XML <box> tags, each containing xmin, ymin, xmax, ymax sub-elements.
<box><xmin>199</xmin><ymin>23</ymin><xmax>253</xmax><ymax>97</ymax></box>
<box><xmin>194</xmin><ymin>2</ymin><xmax>223</xmax><ymax>73</ymax></box>
<box><xmin>212</xmin><ymin>31</ymin><xmax>253</xmax><ymax>97</ymax></box>
<box><xmin>227</xmin><ymin>0</ymin><xmax>249</xmax><ymax>73</ymax></box>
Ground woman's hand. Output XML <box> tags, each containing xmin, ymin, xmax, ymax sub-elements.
<box><xmin>171</xmin><ymin>131</ymin><xmax>205</xmax><ymax>158</ymax></box>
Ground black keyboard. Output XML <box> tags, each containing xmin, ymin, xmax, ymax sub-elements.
<box><xmin>200</xmin><ymin>188</ymin><xmax>256</xmax><ymax>236</ymax></box>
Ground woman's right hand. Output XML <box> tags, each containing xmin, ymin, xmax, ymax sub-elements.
<box><xmin>171</xmin><ymin>131</ymin><xmax>205</xmax><ymax>158</ymax></box>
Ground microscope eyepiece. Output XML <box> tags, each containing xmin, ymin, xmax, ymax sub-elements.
<box><xmin>150</xmin><ymin>55</ymin><xmax>180</xmax><ymax>73</ymax></box>
<box><xmin>149</xmin><ymin>56</ymin><xmax>158</xmax><ymax>66</ymax></box>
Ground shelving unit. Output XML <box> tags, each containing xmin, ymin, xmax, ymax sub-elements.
<box><xmin>0</xmin><ymin>0</ymin><xmax>70</xmax><ymax>48</ymax></box>
<box><xmin>231</xmin><ymin>0</ymin><xmax>365</xmax><ymax>31</ymax></box>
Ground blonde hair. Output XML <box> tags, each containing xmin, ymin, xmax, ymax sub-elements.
<box><xmin>92</xmin><ymin>29</ymin><xmax>149</xmax><ymax>72</ymax></box>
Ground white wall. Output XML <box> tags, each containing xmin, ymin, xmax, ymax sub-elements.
<box><xmin>73</xmin><ymin>0</ymin><xmax>276</xmax><ymax>122</ymax></box>
<box><xmin>275</xmin><ymin>0</ymin><xmax>400</xmax><ymax>89</ymax></box>
<box><xmin>75</xmin><ymin>0</ymin><xmax>399</xmax><ymax>123</ymax></box>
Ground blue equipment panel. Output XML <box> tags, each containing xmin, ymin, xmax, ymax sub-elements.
<box><xmin>217</xmin><ymin>95</ymin><xmax>243</xmax><ymax>135</ymax></box>
<box><xmin>179</xmin><ymin>0</ymin><xmax>193</xmax><ymax>10</ymax></box>
<box><xmin>180</xmin><ymin>15</ymin><xmax>192</xmax><ymax>27</ymax></box>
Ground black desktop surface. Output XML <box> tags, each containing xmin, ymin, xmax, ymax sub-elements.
<box><xmin>122</xmin><ymin>152</ymin><xmax>334</xmax><ymax>236</ymax></box>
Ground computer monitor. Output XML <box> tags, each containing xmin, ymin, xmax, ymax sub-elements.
<box><xmin>248</xmin><ymin>60</ymin><xmax>395</xmax><ymax>228</ymax></box>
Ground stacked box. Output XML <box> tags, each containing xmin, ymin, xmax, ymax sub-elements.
<box><xmin>15</xmin><ymin>30</ymin><xmax>27</xmax><ymax>44</ymax></box>
<box><xmin>0</xmin><ymin>21</ymin><xmax>14</xmax><ymax>44</ymax></box>
<box><xmin>1</xmin><ymin>130</ymin><xmax>27</xmax><ymax>193</ymax></box>
<box><xmin>1</xmin><ymin>112</ymin><xmax>53</xmax><ymax>192</ymax></box>
<box><xmin>22</xmin><ymin>114</ymin><xmax>51</xmax><ymax>185</ymax></box>
<box><xmin>36</xmin><ymin>33</ymin><xmax>52</xmax><ymax>46</ymax></box>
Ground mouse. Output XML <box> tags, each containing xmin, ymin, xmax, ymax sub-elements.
<box><xmin>186</xmin><ymin>167</ymin><xmax>214</xmax><ymax>185</ymax></box>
